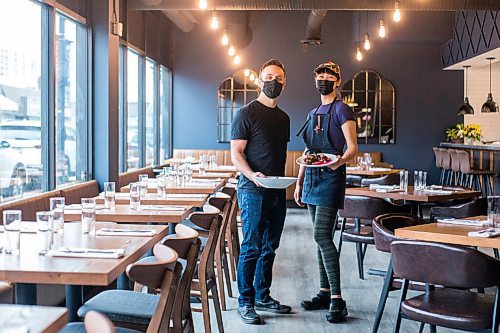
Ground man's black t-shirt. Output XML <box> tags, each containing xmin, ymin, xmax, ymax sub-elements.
<box><xmin>231</xmin><ymin>100</ymin><xmax>290</xmax><ymax>189</ymax></box>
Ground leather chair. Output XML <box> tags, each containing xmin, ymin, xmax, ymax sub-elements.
<box><xmin>337</xmin><ymin>196</ymin><xmax>411</xmax><ymax>279</ymax></box>
<box><xmin>60</xmin><ymin>180</ymin><xmax>100</xmax><ymax>205</ymax></box>
<box><xmin>429</xmin><ymin>197</ymin><xmax>487</xmax><ymax>222</ymax></box>
<box><xmin>360</xmin><ymin>173</ymin><xmax>400</xmax><ymax>187</ymax></box>
<box><xmin>118</xmin><ymin>167</ymin><xmax>155</xmax><ymax>189</ymax></box>
<box><xmin>391</xmin><ymin>240</ymin><xmax>500</xmax><ymax>333</ymax></box>
<box><xmin>371</xmin><ymin>214</ymin><xmax>429</xmax><ymax>333</ymax></box>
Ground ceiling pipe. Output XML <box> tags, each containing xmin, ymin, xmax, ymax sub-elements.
<box><xmin>129</xmin><ymin>0</ymin><xmax>500</xmax><ymax>11</ymax></box>
<box><xmin>301</xmin><ymin>10</ymin><xmax>327</xmax><ymax>47</ymax></box>
<box><xmin>162</xmin><ymin>10</ymin><xmax>199</xmax><ymax>32</ymax></box>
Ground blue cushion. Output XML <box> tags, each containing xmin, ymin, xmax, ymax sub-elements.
<box><xmin>135</xmin><ymin>256</ymin><xmax>188</xmax><ymax>273</ymax></box>
<box><xmin>59</xmin><ymin>322</ymin><xmax>140</xmax><ymax>333</ymax></box>
<box><xmin>78</xmin><ymin>290</ymin><xmax>159</xmax><ymax>325</ymax></box>
<box><xmin>181</xmin><ymin>219</ymin><xmax>208</xmax><ymax>233</ymax></box>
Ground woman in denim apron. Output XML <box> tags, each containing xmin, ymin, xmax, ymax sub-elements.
<box><xmin>295</xmin><ymin>61</ymin><xmax>358</xmax><ymax>323</ymax></box>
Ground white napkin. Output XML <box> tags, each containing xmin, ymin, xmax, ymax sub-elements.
<box><xmin>214</xmin><ymin>165</ymin><xmax>237</xmax><ymax>170</ymax></box>
<box><xmin>437</xmin><ymin>218</ymin><xmax>491</xmax><ymax>226</ymax></box>
<box><xmin>468</xmin><ymin>228</ymin><xmax>500</xmax><ymax>238</ymax></box>
<box><xmin>96</xmin><ymin>228</ymin><xmax>157</xmax><ymax>237</ymax></box>
<box><xmin>65</xmin><ymin>204</ymin><xmax>82</xmax><ymax>210</ymax></box>
<box><xmin>185</xmin><ymin>182</ymin><xmax>215</xmax><ymax>187</ymax></box>
<box><xmin>370</xmin><ymin>185</ymin><xmax>403</xmax><ymax>193</ymax></box>
<box><xmin>166</xmin><ymin>194</ymin><xmax>206</xmax><ymax>198</ymax></box>
<box><xmin>369</xmin><ymin>167</ymin><xmax>391</xmax><ymax>171</ymax></box>
<box><xmin>140</xmin><ymin>205</ymin><xmax>186</xmax><ymax>211</ymax></box>
<box><xmin>422</xmin><ymin>189</ymin><xmax>453</xmax><ymax>195</ymax></box>
<box><xmin>191</xmin><ymin>178</ymin><xmax>221</xmax><ymax>182</ymax></box>
<box><xmin>48</xmin><ymin>247</ymin><xmax>124</xmax><ymax>258</ymax></box>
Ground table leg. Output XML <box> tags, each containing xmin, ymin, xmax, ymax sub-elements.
<box><xmin>16</xmin><ymin>283</ymin><xmax>37</xmax><ymax>305</ymax></box>
<box><xmin>66</xmin><ymin>285</ymin><xmax>83</xmax><ymax>322</ymax></box>
<box><xmin>117</xmin><ymin>273</ymin><xmax>130</xmax><ymax>290</ymax></box>
<box><xmin>168</xmin><ymin>223</ymin><xmax>175</xmax><ymax>235</ymax></box>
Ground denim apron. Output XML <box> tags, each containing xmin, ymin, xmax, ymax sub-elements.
<box><xmin>297</xmin><ymin>101</ymin><xmax>347</xmax><ymax>209</ymax></box>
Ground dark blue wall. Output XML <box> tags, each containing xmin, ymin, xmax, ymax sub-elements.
<box><xmin>171</xmin><ymin>11</ymin><xmax>462</xmax><ymax>183</ymax></box>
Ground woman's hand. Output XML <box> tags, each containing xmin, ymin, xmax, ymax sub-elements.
<box><xmin>294</xmin><ymin>183</ymin><xmax>305</xmax><ymax>207</ymax></box>
<box><xmin>328</xmin><ymin>155</ymin><xmax>344</xmax><ymax>170</ymax></box>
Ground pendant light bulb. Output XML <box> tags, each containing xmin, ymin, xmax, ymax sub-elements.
<box><xmin>244</xmin><ymin>69</ymin><xmax>250</xmax><ymax>77</ymax></box>
<box><xmin>458</xmin><ymin>65</ymin><xmax>474</xmax><ymax>115</ymax></box>
<box><xmin>379</xmin><ymin>19</ymin><xmax>386</xmax><ymax>38</ymax></box>
<box><xmin>356</xmin><ymin>47</ymin><xmax>363</xmax><ymax>62</ymax></box>
<box><xmin>210</xmin><ymin>11</ymin><xmax>219</xmax><ymax>30</ymax></box>
<box><xmin>364</xmin><ymin>34</ymin><xmax>371</xmax><ymax>50</ymax></box>
<box><xmin>234</xmin><ymin>55</ymin><xmax>241</xmax><ymax>65</ymax></box>
<box><xmin>221</xmin><ymin>30</ymin><xmax>229</xmax><ymax>46</ymax></box>
<box><xmin>253</xmin><ymin>78</ymin><xmax>259</xmax><ymax>85</ymax></box>
<box><xmin>199</xmin><ymin>0</ymin><xmax>208</xmax><ymax>10</ymax></box>
<box><xmin>393</xmin><ymin>1</ymin><xmax>401</xmax><ymax>22</ymax></box>
<box><xmin>249</xmin><ymin>73</ymin><xmax>255</xmax><ymax>81</ymax></box>
<box><xmin>228</xmin><ymin>45</ymin><xmax>235</xmax><ymax>57</ymax></box>
<box><xmin>481</xmin><ymin>57</ymin><xmax>499</xmax><ymax>113</ymax></box>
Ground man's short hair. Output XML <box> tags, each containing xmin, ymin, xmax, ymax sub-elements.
<box><xmin>259</xmin><ymin>59</ymin><xmax>286</xmax><ymax>77</ymax></box>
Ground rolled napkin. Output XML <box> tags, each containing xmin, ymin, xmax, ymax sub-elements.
<box><xmin>96</xmin><ymin>228</ymin><xmax>157</xmax><ymax>237</ymax></box>
<box><xmin>65</xmin><ymin>204</ymin><xmax>82</xmax><ymax>210</ymax></box>
<box><xmin>140</xmin><ymin>205</ymin><xmax>186</xmax><ymax>211</ymax></box>
<box><xmin>191</xmin><ymin>178</ymin><xmax>221</xmax><ymax>182</ymax></box>
<box><xmin>422</xmin><ymin>189</ymin><xmax>453</xmax><ymax>195</ymax></box>
<box><xmin>370</xmin><ymin>184</ymin><xmax>403</xmax><ymax>193</ymax></box>
<box><xmin>368</xmin><ymin>167</ymin><xmax>391</xmax><ymax>171</ymax></box>
<box><xmin>185</xmin><ymin>182</ymin><xmax>216</xmax><ymax>187</ymax></box>
<box><xmin>437</xmin><ymin>218</ymin><xmax>491</xmax><ymax>227</ymax></box>
<box><xmin>468</xmin><ymin>228</ymin><xmax>500</xmax><ymax>238</ymax></box>
<box><xmin>48</xmin><ymin>247</ymin><xmax>125</xmax><ymax>259</ymax></box>
<box><xmin>166</xmin><ymin>194</ymin><xmax>206</xmax><ymax>199</ymax></box>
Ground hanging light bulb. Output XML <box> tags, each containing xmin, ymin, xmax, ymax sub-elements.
<box><xmin>393</xmin><ymin>1</ymin><xmax>401</xmax><ymax>22</ymax></box>
<box><xmin>458</xmin><ymin>65</ymin><xmax>474</xmax><ymax>115</ymax></box>
<box><xmin>249</xmin><ymin>73</ymin><xmax>255</xmax><ymax>81</ymax></box>
<box><xmin>221</xmin><ymin>30</ymin><xmax>229</xmax><ymax>46</ymax></box>
<box><xmin>379</xmin><ymin>19</ymin><xmax>386</xmax><ymax>38</ymax></box>
<box><xmin>364</xmin><ymin>34</ymin><xmax>371</xmax><ymax>50</ymax></box>
<box><xmin>228</xmin><ymin>45</ymin><xmax>235</xmax><ymax>57</ymax></box>
<box><xmin>254</xmin><ymin>78</ymin><xmax>259</xmax><ymax>85</ymax></box>
<box><xmin>199</xmin><ymin>0</ymin><xmax>208</xmax><ymax>10</ymax></box>
<box><xmin>356</xmin><ymin>47</ymin><xmax>363</xmax><ymax>61</ymax></box>
<box><xmin>234</xmin><ymin>55</ymin><xmax>241</xmax><ymax>65</ymax></box>
<box><xmin>244</xmin><ymin>69</ymin><xmax>250</xmax><ymax>77</ymax></box>
<box><xmin>210</xmin><ymin>11</ymin><xmax>219</xmax><ymax>30</ymax></box>
<box><xmin>481</xmin><ymin>57</ymin><xmax>499</xmax><ymax>113</ymax></box>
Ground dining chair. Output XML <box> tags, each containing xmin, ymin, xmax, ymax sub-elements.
<box><xmin>221</xmin><ymin>186</ymin><xmax>240</xmax><ymax>282</ymax></box>
<box><xmin>448</xmin><ymin>149</ymin><xmax>462</xmax><ymax>186</ymax></box>
<box><xmin>60</xmin><ymin>310</ymin><xmax>142</xmax><ymax>333</ymax></box>
<box><xmin>337</xmin><ymin>196</ymin><xmax>411</xmax><ymax>279</ymax></box>
<box><xmin>360</xmin><ymin>173</ymin><xmax>400</xmax><ymax>187</ymax></box>
<box><xmin>371</xmin><ymin>214</ymin><xmax>429</xmax><ymax>333</ymax></box>
<box><xmin>440</xmin><ymin>149</ymin><xmax>452</xmax><ymax>185</ymax></box>
<box><xmin>391</xmin><ymin>240</ymin><xmax>500</xmax><ymax>333</ymax></box>
<box><xmin>76</xmin><ymin>244</ymin><xmax>182</xmax><ymax>333</ymax></box>
<box><xmin>429</xmin><ymin>197</ymin><xmax>487</xmax><ymax>222</ymax></box>
<box><xmin>432</xmin><ymin>147</ymin><xmax>444</xmax><ymax>185</ymax></box>
<box><xmin>456</xmin><ymin>149</ymin><xmax>495</xmax><ymax>196</ymax></box>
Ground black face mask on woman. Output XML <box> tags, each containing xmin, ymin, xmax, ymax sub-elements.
<box><xmin>262</xmin><ymin>79</ymin><xmax>283</xmax><ymax>99</ymax></box>
<box><xmin>316</xmin><ymin>80</ymin><xmax>335</xmax><ymax>96</ymax></box>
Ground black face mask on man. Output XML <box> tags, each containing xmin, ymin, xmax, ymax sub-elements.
<box><xmin>262</xmin><ymin>79</ymin><xmax>283</xmax><ymax>99</ymax></box>
<box><xmin>316</xmin><ymin>80</ymin><xmax>336</xmax><ymax>96</ymax></box>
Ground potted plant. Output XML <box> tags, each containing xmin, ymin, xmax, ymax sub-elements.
<box><xmin>462</xmin><ymin>124</ymin><xmax>483</xmax><ymax>145</ymax></box>
<box><xmin>446</xmin><ymin>123</ymin><xmax>464</xmax><ymax>143</ymax></box>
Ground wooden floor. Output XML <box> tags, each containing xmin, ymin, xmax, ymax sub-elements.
<box><xmin>192</xmin><ymin>207</ymin><xmax>489</xmax><ymax>333</ymax></box>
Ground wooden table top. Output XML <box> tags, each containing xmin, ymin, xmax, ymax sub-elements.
<box><xmin>345</xmin><ymin>186</ymin><xmax>481</xmax><ymax>203</ymax></box>
<box><xmin>165</xmin><ymin>158</ymin><xmax>199</xmax><ymax>165</ymax></box>
<box><xmin>0</xmin><ymin>222</ymin><xmax>170</xmax><ymax>285</ymax></box>
<box><xmin>120</xmin><ymin>179</ymin><xmax>224</xmax><ymax>195</ymax></box>
<box><xmin>64</xmin><ymin>204</ymin><xmax>194</xmax><ymax>223</ymax></box>
<box><xmin>191</xmin><ymin>165</ymin><xmax>238</xmax><ymax>173</ymax></box>
<box><xmin>191</xmin><ymin>172</ymin><xmax>234</xmax><ymax>179</ymax></box>
<box><xmin>0</xmin><ymin>304</ymin><xmax>68</xmax><ymax>333</ymax></box>
<box><xmin>346</xmin><ymin>167</ymin><xmax>402</xmax><ymax>176</ymax></box>
<box><xmin>395</xmin><ymin>216</ymin><xmax>500</xmax><ymax>248</ymax></box>
<box><xmin>94</xmin><ymin>192</ymin><xmax>208</xmax><ymax>207</ymax></box>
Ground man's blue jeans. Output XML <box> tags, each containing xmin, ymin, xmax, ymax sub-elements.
<box><xmin>237</xmin><ymin>187</ymin><xmax>287</xmax><ymax>307</ymax></box>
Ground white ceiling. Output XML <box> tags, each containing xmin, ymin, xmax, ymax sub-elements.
<box><xmin>444</xmin><ymin>47</ymin><xmax>500</xmax><ymax>70</ymax></box>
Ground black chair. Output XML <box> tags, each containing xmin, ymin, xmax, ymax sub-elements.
<box><xmin>391</xmin><ymin>240</ymin><xmax>500</xmax><ymax>333</ymax></box>
<box><xmin>360</xmin><ymin>173</ymin><xmax>400</xmax><ymax>187</ymax></box>
<box><xmin>337</xmin><ymin>196</ymin><xmax>411</xmax><ymax>279</ymax></box>
<box><xmin>371</xmin><ymin>214</ymin><xmax>428</xmax><ymax>333</ymax></box>
<box><xmin>429</xmin><ymin>197</ymin><xmax>487</xmax><ymax>222</ymax></box>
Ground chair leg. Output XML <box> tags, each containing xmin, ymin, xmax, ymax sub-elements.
<box><xmin>392</xmin><ymin>279</ymin><xmax>409</xmax><ymax>333</ymax></box>
<box><xmin>210</xmin><ymin>283</ymin><xmax>225</xmax><ymax>333</ymax></box>
<box><xmin>222</xmin><ymin>249</ymin><xmax>233</xmax><ymax>298</ymax></box>
<box><xmin>418</xmin><ymin>322</ymin><xmax>425</xmax><ymax>333</ymax></box>
<box><xmin>371</xmin><ymin>259</ymin><xmax>394</xmax><ymax>333</ymax></box>
<box><xmin>199</xmin><ymin>280</ymin><xmax>212</xmax><ymax>333</ymax></box>
<box><xmin>338</xmin><ymin>218</ymin><xmax>347</xmax><ymax>255</ymax></box>
<box><xmin>494</xmin><ymin>249</ymin><xmax>499</xmax><ymax>259</ymax></box>
<box><xmin>356</xmin><ymin>242</ymin><xmax>364</xmax><ymax>280</ymax></box>
<box><xmin>332</xmin><ymin>214</ymin><xmax>339</xmax><ymax>239</ymax></box>
<box><xmin>215</xmin><ymin>249</ymin><xmax>227</xmax><ymax>311</ymax></box>
<box><xmin>429</xmin><ymin>325</ymin><xmax>437</xmax><ymax>333</ymax></box>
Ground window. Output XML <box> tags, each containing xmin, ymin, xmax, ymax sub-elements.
<box><xmin>55</xmin><ymin>13</ymin><xmax>89</xmax><ymax>187</ymax></box>
<box><xmin>159</xmin><ymin>66</ymin><xmax>172</xmax><ymax>162</ymax></box>
<box><xmin>126</xmin><ymin>49</ymin><xmax>140</xmax><ymax>170</ymax></box>
<box><xmin>144</xmin><ymin>58</ymin><xmax>156</xmax><ymax>166</ymax></box>
<box><xmin>0</xmin><ymin>0</ymin><xmax>45</xmax><ymax>202</ymax></box>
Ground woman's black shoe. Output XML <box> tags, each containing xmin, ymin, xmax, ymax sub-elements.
<box><xmin>326</xmin><ymin>299</ymin><xmax>348</xmax><ymax>323</ymax></box>
<box><xmin>301</xmin><ymin>293</ymin><xmax>330</xmax><ymax>311</ymax></box>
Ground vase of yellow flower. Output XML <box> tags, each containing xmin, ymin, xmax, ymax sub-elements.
<box><xmin>463</xmin><ymin>124</ymin><xmax>482</xmax><ymax>145</ymax></box>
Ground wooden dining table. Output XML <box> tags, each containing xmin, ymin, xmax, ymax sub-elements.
<box><xmin>0</xmin><ymin>304</ymin><xmax>68</xmax><ymax>333</ymax></box>
<box><xmin>191</xmin><ymin>172</ymin><xmax>234</xmax><ymax>179</ymax></box>
<box><xmin>94</xmin><ymin>192</ymin><xmax>208</xmax><ymax>207</ymax></box>
<box><xmin>0</xmin><ymin>222</ymin><xmax>170</xmax><ymax>322</ymax></box>
<box><xmin>120</xmin><ymin>179</ymin><xmax>225</xmax><ymax>195</ymax></box>
<box><xmin>346</xmin><ymin>167</ymin><xmax>402</xmax><ymax>177</ymax></box>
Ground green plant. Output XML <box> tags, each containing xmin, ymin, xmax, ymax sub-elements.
<box><xmin>446</xmin><ymin>123</ymin><xmax>464</xmax><ymax>141</ymax></box>
<box><xmin>446</xmin><ymin>123</ymin><xmax>483</xmax><ymax>142</ymax></box>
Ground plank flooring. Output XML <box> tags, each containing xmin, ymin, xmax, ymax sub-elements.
<box><xmin>192</xmin><ymin>207</ymin><xmax>492</xmax><ymax>333</ymax></box>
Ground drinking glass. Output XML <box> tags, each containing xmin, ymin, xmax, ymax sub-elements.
<box><xmin>50</xmin><ymin>197</ymin><xmax>65</xmax><ymax>233</ymax></box>
<box><xmin>177</xmin><ymin>167</ymin><xmax>185</xmax><ymax>187</ymax></box>
<box><xmin>356</xmin><ymin>156</ymin><xmax>364</xmax><ymax>169</ymax></box>
<box><xmin>488</xmin><ymin>196</ymin><xmax>500</xmax><ymax>227</ymax></box>
<box><xmin>138</xmin><ymin>174</ymin><xmax>149</xmax><ymax>198</ymax></box>
<box><xmin>199</xmin><ymin>155</ymin><xmax>208</xmax><ymax>175</ymax></box>
<box><xmin>163</xmin><ymin>166</ymin><xmax>172</xmax><ymax>184</ymax></box>
<box><xmin>104</xmin><ymin>181</ymin><xmax>116</xmax><ymax>210</ymax></box>
<box><xmin>129</xmin><ymin>182</ymin><xmax>141</xmax><ymax>211</ymax></box>
<box><xmin>185</xmin><ymin>150</ymin><xmax>193</xmax><ymax>162</ymax></box>
<box><xmin>185</xmin><ymin>162</ymin><xmax>193</xmax><ymax>182</ymax></box>
<box><xmin>420</xmin><ymin>171</ymin><xmax>427</xmax><ymax>190</ymax></box>
<box><xmin>400</xmin><ymin>170</ymin><xmax>408</xmax><ymax>192</ymax></box>
<box><xmin>364</xmin><ymin>153</ymin><xmax>373</xmax><ymax>169</ymax></box>
<box><xmin>210</xmin><ymin>155</ymin><xmax>218</xmax><ymax>169</ymax></box>
<box><xmin>81</xmin><ymin>198</ymin><xmax>96</xmax><ymax>234</ymax></box>
<box><xmin>3</xmin><ymin>210</ymin><xmax>21</xmax><ymax>254</ymax></box>
<box><xmin>36</xmin><ymin>211</ymin><xmax>53</xmax><ymax>254</ymax></box>
<box><xmin>414</xmin><ymin>171</ymin><xmax>421</xmax><ymax>191</ymax></box>
<box><xmin>157</xmin><ymin>175</ymin><xmax>166</xmax><ymax>198</ymax></box>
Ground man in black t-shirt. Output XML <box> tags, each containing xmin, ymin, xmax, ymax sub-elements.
<box><xmin>231</xmin><ymin>59</ymin><xmax>291</xmax><ymax>325</ymax></box>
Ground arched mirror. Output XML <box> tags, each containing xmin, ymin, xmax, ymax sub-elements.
<box><xmin>217</xmin><ymin>69</ymin><xmax>259</xmax><ymax>142</ymax></box>
<box><xmin>340</xmin><ymin>69</ymin><xmax>396</xmax><ymax>144</ymax></box>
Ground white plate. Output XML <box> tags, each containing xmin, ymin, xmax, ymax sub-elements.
<box><xmin>255</xmin><ymin>177</ymin><xmax>297</xmax><ymax>189</ymax></box>
<box><xmin>296</xmin><ymin>153</ymin><xmax>338</xmax><ymax>168</ymax></box>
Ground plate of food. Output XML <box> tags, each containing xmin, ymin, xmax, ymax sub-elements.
<box><xmin>296</xmin><ymin>153</ymin><xmax>338</xmax><ymax>168</ymax></box>
<box><xmin>254</xmin><ymin>177</ymin><xmax>298</xmax><ymax>189</ymax></box>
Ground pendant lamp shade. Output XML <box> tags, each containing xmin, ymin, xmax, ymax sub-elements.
<box><xmin>458</xmin><ymin>65</ymin><xmax>474</xmax><ymax>115</ymax></box>
<box><xmin>481</xmin><ymin>57</ymin><xmax>499</xmax><ymax>113</ymax></box>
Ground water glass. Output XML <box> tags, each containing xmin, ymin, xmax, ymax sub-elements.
<box><xmin>50</xmin><ymin>197</ymin><xmax>65</xmax><ymax>233</ymax></box>
<box><xmin>81</xmin><ymin>198</ymin><xmax>96</xmax><ymax>234</ymax></box>
<box><xmin>400</xmin><ymin>170</ymin><xmax>408</xmax><ymax>192</ymax></box>
<box><xmin>414</xmin><ymin>171</ymin><xmax>421</xmax><ymax>190</ymax></box>
<box><xmin>104</xmin><ymin>181</ymin><xmax>116</xmax><ymax>210</ymax></box>
<box><xmin>420</xmin><ymin>171</ymin><xmax>427</xmax><ymax>190</ymax></box>
<box><xmin>364</xmin><ymin>153</ymin><xmax>373</xmax><ymax>169</ymax></box>
<box><xmin>138</xmin><ymin>174</ymin><xmax>149</xmax><ymax>198</ymax></box>
<box><xmin>163</xmin><ymin>167</ymin><xmax>172</xmax><ymax>184</ymax></box>
<box><xmin>129</xmin><ymin>182</ymin><xmax>141</xmax><ymax>211</ymax></box>
<box><xmin>488</xmin><ymin>196</ymin><xmax>500</xmax><ymax>227</ymax></box>
<box><xmin>157</xmin><ymin>175</ymin><xmax>166</xmax><ymax>198</ymax></box>
<box><xmin>210</xmin><ymin>155</ymin><xmax>218</xmax><ymax>169</ymax></box>
<box><xmin>356</xmin><ymin>156</ymin><xmax>364</xmax><ymax>169</ymax></box>
<box><xmin>176</xmin><ymin>167</ymin><xmax>185</xmax><ymax>187</ymax></box>
<box><xmin>3</xmin><ymin>210</ymin><xmax>21</xmax><ymax>254</ymax></box>
<box><xmin>36</xmin><ymin>211</ymin><xmax>53</xmax><ymax>254</ymax></box>
<box><xmin>185</xmin><ymin>163</ymin><xmax>193</xmax><ymax>182</ymax></box>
